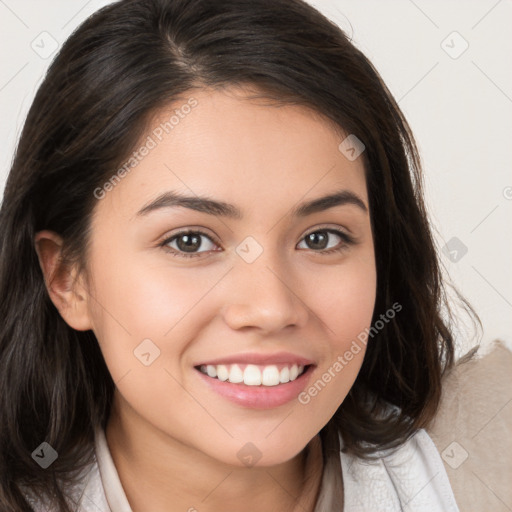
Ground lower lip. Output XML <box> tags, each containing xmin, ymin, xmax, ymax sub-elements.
<box><xmin>195</xmin><ymin>365</ymin><xmax>315</xmax><ymax>409</ymax></box>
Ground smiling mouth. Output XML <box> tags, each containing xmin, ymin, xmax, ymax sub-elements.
<box><xmin>194</xmin><ymin>363</ymin><xmax>312</xmax><ymax>387</ymax></box>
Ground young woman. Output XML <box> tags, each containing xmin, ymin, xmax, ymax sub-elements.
<box><xmin>0</xmin><ymin>0</ymin><xmax>480</xmax><ymax>510</ymax></box>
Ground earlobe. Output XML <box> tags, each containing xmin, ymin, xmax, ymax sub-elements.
<box><xmin>34</xmin><ymin>230</ymin><xmax>93</xmax><ymax>331</ymax></box>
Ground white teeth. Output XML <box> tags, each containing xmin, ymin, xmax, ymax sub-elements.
<box><xmin>198</xmin><ymin>362</ymin><xmax>308</xmax><ymax>386</ymax></box>
<box><xmin>228</xmin><ymin>364</ymin><xmax>244</xmax><ymax>383</ymax></box>
<box><xmin>261</xmin><ymin>365</ymin><xmax>280</xmax><ymax>386</ymax></box>
<box><xmin>216</xmin><ymin>364</ymin><xmax>229</xmax><ymax>381</ymax></box>
<box><xmin>243</xmin><ymin>364</ymin><xmax>262</xmax><ymax>386</ymax></box>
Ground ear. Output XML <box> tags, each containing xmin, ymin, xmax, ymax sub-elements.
<box><xmin>34</xmin><ymin>230</ymin><xmax>94</xmax><ymax>331</ymax></box>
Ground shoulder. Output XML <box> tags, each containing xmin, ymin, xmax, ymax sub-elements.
<box><xmin>339</xmin><ymin>427</ymin><xmax>459</xmax><ymax>511</ymax></box>
<box><xmin>426</xmin><ymin>339</ymin><xmax>512</xmax><ymax>512</ymax></box>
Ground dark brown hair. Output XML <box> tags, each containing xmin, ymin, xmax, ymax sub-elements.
<box><xmin>0</xmin><ymin>0</ymin><xmax>480</xmax><ymax>510</ymax></box>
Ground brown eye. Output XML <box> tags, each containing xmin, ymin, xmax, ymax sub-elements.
<box><xmin>160</xmin><ymin>227</ymin><xmax>355</xmax><ymax>260</ymax></box>
<box><xmin>297</xmin><ymin>229</ymin><xmax>355</xmax><ymax>254</ymax></box>
<box><xmin>161</xmin><ymin>230</ymin><xmax>220</xmax><ymax>258</ymax></box>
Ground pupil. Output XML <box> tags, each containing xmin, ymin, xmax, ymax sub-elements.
<box><xmin>178</xmin><ymin>234</ymin><xmax>201</xmax><ymax>252</ymax></box>
<box><xmin>307</xmin><ymin>231</ymin><xmax>327</xmax><ymax>250</ymax></box>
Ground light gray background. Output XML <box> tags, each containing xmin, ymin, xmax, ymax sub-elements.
<box><xmin>1</xmin><ymin>0</ymin><xmax>511</xmax><ymax>357</ymax></box>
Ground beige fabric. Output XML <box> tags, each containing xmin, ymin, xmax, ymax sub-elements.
<box><xmin>427</xmin><ymin>340</ymin><xmax>512</xmax><ymax>512</ymax></box>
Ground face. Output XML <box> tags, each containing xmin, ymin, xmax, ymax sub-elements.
<box><xmin>76</xmin><ymin>86</ymin><xmax>376</xmax><ymax>466</ymax></box>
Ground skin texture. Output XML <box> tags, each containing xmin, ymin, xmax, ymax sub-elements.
<box><xmin>35</xmin><ymin>86</ymin><xmax>376</xmax><ymax>512</ymax></box>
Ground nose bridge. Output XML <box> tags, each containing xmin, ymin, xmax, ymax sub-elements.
<box><xmin>221</xmin><ymin>234</ymin><xmax>308</xmax><ymax>331</ymax></box>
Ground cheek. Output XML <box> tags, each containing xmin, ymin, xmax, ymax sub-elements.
<box><xmin>296</xmin><ymin>255</ymin><xmax>376</xmax><ymax>421</ymax></box>
<box><xmin>88</xmin><ymin>247</ymin><xmax>210</xmax><ymax>344</ymax></box>
<box><xmin>86</xmin><ymin>255</ymin><xmax>220</xmax><ymax>437</ymax></box>
<box><xmin>310</xmin><ymin>252</ymin><xmax>377</xmax><ymax>345</ymax></box>
<box><xmin>85</xmin><ymin>247</ymin><xmax>201</xmax><ymax>384</ymax></box>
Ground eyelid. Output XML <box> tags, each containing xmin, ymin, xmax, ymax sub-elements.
<box><xmin>302</xmin><ymin>223</ymin><xmax>355</xmax><ymax>240</ymax></box>
<box><xmin>160</xmin><ymin>223</ymin><xmax>354</xmax><ymax>243</ymax></box>
<box><xmin>158</xmin><ymin>226</ymin><xmax>220</xmax><ymax>245</ymax></box>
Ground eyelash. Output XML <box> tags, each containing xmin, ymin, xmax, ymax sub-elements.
<box><xmin>159</xmin><ymin>227</ymin><xmax>356</xmax><ymax>259</ymax></box>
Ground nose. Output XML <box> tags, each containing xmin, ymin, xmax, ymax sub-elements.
<box><xmin>220</xmin><ymin>247</ymin><xmax>309</xmax><ymax>334</ymax></box>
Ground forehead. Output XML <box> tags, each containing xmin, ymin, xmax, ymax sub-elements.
<box><xmin>94</xmin><ymin>86</ymin><xmax>368</xmax><ymax>223</ymax></box>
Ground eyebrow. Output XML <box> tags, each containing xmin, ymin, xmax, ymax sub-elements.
<box><xmin>135</xmin><ymin>189</ymin><xmax>368</xmax><ymax>219</ymax></box>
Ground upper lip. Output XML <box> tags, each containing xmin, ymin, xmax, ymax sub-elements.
<box><xmin>194</xmin><ymin>351</ymin><xmax>315</xmax><ymax>367</ymax></box>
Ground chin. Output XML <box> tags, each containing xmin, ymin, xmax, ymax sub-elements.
<box><xmin>209</xmin><ymin>436</ymin><xmax>309</xmax><ymax>469</ymax></box>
